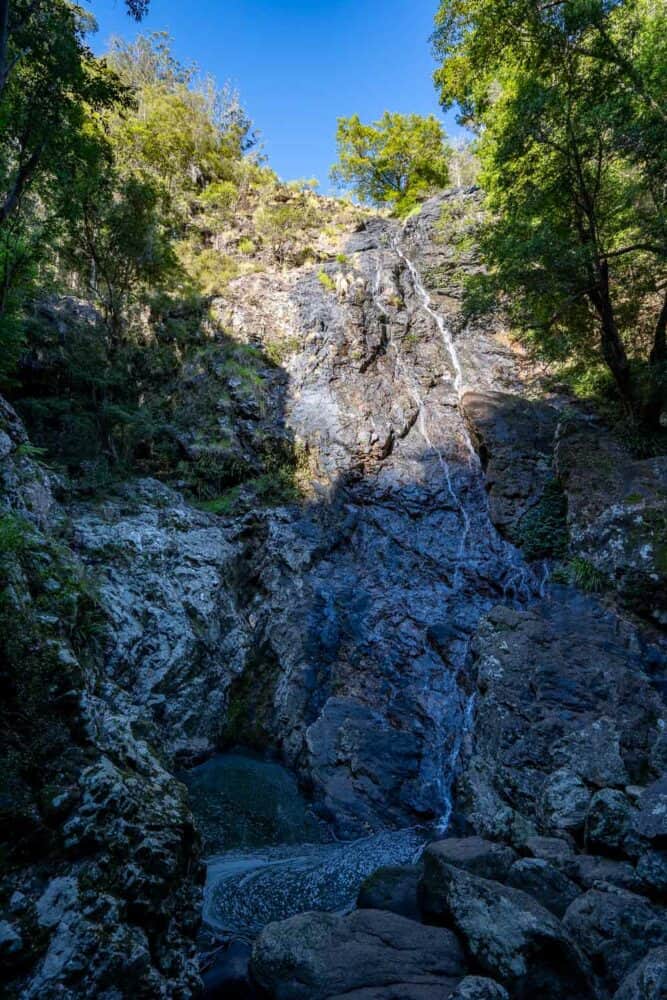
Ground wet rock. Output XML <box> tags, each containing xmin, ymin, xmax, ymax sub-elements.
<box><xmin>586</xmin><ymin>789</ymin><xmax>636</xmax><ymax>853</ymax></box>
<box><xmin>419</xmin><ymin>860</ymin><xmax>592</xmax><ymax>998</ymax></box>
<box><xmin>422</xmin><ymin>837</ymin><xmax>517</xmax><ymax>883</ymax></box>
<box><xmin>563</xmin><ymin>887</ymin><xmax>667</xmax><ymax>991</ymax></box>
<box><xmin>506</xmin><ymin>858</ymin><xmax>580</xmax><ymax>917</ymax></box>
<box><xmin>250</xmin><ymin>908</ymin><xmax>467</xmax><ymax>1000</ymax></box>
<box><xmin>357</xmin><ymin>865</ymin><xmax>421</xmax><ymax>921</ymax></box>
<box><xmin>447</xmin><ymin>977</ymin><xmax>509</xmax><ymax>1000</ymax></box>
<box><xmin>613</xmin><ymin>946</ymin><xmax>667</xmax><ymax>1000</ymax></box>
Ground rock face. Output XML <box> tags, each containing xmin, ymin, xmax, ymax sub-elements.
<box><xmin>555</xmin><ymin>417</ymin><xmax>667</xmax><ymax>626</ymax></box>
<box><xmin>70</xmin><ymin>478</ymin><xmax>248</xmax><ymax>764</ymax></box>
<box><xmin>55</xmin><ymin>191</ymin><xmax>541</xmax><ymax>842</ymax></box>
<box><xmin>250</xmin><ymin>908</ymin><xmax>467</xmax><ymax>999</ymax></box>
<box><xmin>456</xmin><ymin>594</ymin><xmax>665</xmax><ymax>847</ymax></box>
<box><xmin>461</xmin><ymin>390</ymin><xmax>560</xmax><ymax>551</ymax></box>
<box><xmin>0</xmin><ymin>401</ymin><xmax>202</xmax><ymax>998</ymax></box>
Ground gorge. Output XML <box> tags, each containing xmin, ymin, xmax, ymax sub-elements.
<box><xmin>2</xmin><ymin>186</ymin><xmax>666</xmax><ymax>999</ymax></box>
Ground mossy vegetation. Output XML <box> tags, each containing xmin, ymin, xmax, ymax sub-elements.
<box><xmin>317</xmin><ymin>271</ymin><xmax>336</xmax><ymax>293</ymax></box>
<box><xmin>0</xmin><ymin>517</ymin><xmax>102</xmax><ymax>865</ymax></box>
<box><xmin>518</xmin><ymin>479</ymin><xmax>569</xmax><ymax>561</ymax></box>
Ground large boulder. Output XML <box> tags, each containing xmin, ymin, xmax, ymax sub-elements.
<box><xmin>506</xmin><ymin>858</ymin><xmax>580</xmax><ymax>918</ymax></box>
<box><xmin>563</xmin><ymin>888</ymin><xmax>667</xmax><ymax>992</ymax></box>
<box><xmin>422</xmin><ymin>838</ymin><xmax>517</xmax><ymax>883</ymax></box>
<box><xmin>420</xmin><ymin>858</ymin><xmax>592</xmax><ymax>998</ymax></box>
<box><xmin>613</xmin><ymin>947</ymin><xmax>667</xmax><ymax>1000</ymax></box>
<box><xmin>635</xmin><ymin>777</ymin><xmax>667</xmax><ymax>846</ymax></box>
<box><xmin>250</xmin><ymin>908</ymin><xmax>467</xmax><ymax>1000</ymax></box>
<box><xmin>586</xmin><ymin>789</ymin><xmax>636</xmax><ymax>854</ymax></box>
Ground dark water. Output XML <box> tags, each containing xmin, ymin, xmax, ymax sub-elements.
<box><xmin>184</xmin><ymin>752</ymin><xmax>426</xmax><ymax>939</ymax></box>
<box><xmin>182</xmin><ymin>751</ymin><xmax>326</xmax><ymax>854</ymax></box>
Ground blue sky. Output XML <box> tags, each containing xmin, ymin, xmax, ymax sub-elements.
<box><xmin>87</xmin><ymin>1</ymin><xmax>461</xmax><ymax>192</ymax></box>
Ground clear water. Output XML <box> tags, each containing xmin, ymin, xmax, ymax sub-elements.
<box><xmin>184</xmin><ymin>753</ymin><xmax>426</xmax><ymax>940</ymax></box>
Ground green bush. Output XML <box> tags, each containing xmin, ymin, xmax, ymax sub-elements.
<box><xmin>318</xmin><ymin>271</ymin><xmax>336</xmax><ymax>292</ymax></box>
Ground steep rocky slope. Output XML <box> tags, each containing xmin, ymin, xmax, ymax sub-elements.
<box><xmin>1</xmin><ymin>190</ymin><xmax>666</xmax><ymax>999</ymax></box>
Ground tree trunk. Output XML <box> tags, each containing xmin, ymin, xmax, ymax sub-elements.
<box><xmin>644</xmin><ymin>289</ymin><xmax>667</xmax><ymax>428</ymax></box>
<box><xmin>590</xmin><ymin>260</ymin><xmax>635</xmax><ymax>413</ymax></box>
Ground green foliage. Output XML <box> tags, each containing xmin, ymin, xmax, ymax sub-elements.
<box><xmin>434</xmin><ymin>0</ymin><xmax>667</xmax><ymax>426</ymax></box>
<box><xmin>264</xmin><ymin>335</ymin><xmax>302</xmax><ymax>366</ymax></box>
<box><xmin>317</xmin><ymin>271</ymin><xmax>336</xmax><ymax>292</ymax></box>
<box><xmin>331</xmin><ymin>112</ymin><xmax>452</xmax><ymax>216</ymax></box>
<box><xmin>569</xmin><ymin>557</ymin><xmax>608</xmax><ymax>593</ymax></box>
<box><xmin>253</xmin><ymin>194</ymin><xmax>320</xmax><ymax>263</ymax></box>
<box><xmin>0</xmin><ymin>514</ymin><xmax>30</xmax><ymax>556</ymax></box>
<box><xmin>518</xmin><ymin>479</ymin><xmax>569</xmax><ymax>561</ymax></box>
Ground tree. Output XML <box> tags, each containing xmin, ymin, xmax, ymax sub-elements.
<box><xmin>331</xmin><ymin>112</ymin><xmax>451</xmax><ymax>216</ymax></box>
<box><xmin>434</xmin><ymin>0</ymin><xmax>667</xmax><ymax>424</ymax></box>
<box><xmin>0</xmin><ymin>1</ymin><xmax>149</xmax><ymax>102</ymax></box>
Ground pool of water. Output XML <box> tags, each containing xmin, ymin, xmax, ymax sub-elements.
<box><xmin>183</xmin><ymin>753</ymin><xmax>427</xmax><ymax>939</ymax></box>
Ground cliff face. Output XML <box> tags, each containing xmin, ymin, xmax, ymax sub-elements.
<box><xmin>1</xmin><ymin>192</ymin><xmax>666</xmax><ymax>998</ymax></box>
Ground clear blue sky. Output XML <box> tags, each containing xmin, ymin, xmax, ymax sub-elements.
<box><xmin>87</xmin><ymin>1</ymin><xmax>461</xmax><ymax>192</ymax></box>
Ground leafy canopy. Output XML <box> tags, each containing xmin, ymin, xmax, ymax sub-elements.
<box><xmin>433</xmin><ymin>0</ymin><xmax>667</xmax><ymax>425</ymax></box>
<box><xmin>331</xmin><ymin>112</ymin><xmax>451</xmax><ymax>217</ymax></box>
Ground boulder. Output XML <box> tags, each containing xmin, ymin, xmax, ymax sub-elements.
<box><xmin>613</xmin><ymin>947</ymin><xmax>667</xmax><ymax>1000</ymax></box>
<box><xmin>420</xmin><ymin>859</ymin><xmax>592</xmax><ymax>998</ymax></box>
<box><xmin>202</xmin><ymin>940</ymin><xmax>257</xmax><ymax>999</ymax></box>
<box><xmin>571</xmin><ymin>856</ymin><xmax>641</xmax><ymax>893</ymax></box>
<box><xmin>563</xmin><ymin>888</ymin><xmax>667</xmax><ymax>991</ymax></box>
<box><xmin>250</xmin><ymin>908</ymin><xmax>467</xmax><ymax>1000</ymax></box>
<box><xmin>539</xmin><ymin>769</ymin><xmax>591</xmax><ymax>836</ymax></box>
<box><xmin>447</xmin><ymin>977</ymin><xmax>509</xmax><ymax>1000</ymax></box>
<box><xmin>636</xmin><ymin>777</ymin><xmax>667</xmax><ymax>845</ymax></box>
<box><xmin>553</xmin><ymin>718</ymin><xmax>629</xmax><ymax>789</ymax></box>
<box><xmin>522</xmin><ymin>836</ymin><xmax>575</xmax><ymax>865</ymax></box>
<box><xmin>636</xmin><ymin>850</ymin><xmax>667</xmax><ymax>898</ymax></box>
<box><xmin>506</xmin><ymin>858</ymin><xmax>580</xmax><ymax>918</ymax></box>
<box><xmin>422</xmin><ymin>838</ymin><xmax>516</xmax><ymax>884</ymax></box>
<box><xmin>586</xmin><ymin>789</ymin><xmax>635</xmax><ymax>854</ymax></box>
<box><xmin>357</xmin><ymin>865</ymin><xmax>421</xmax><ymax>921</ymax></box>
